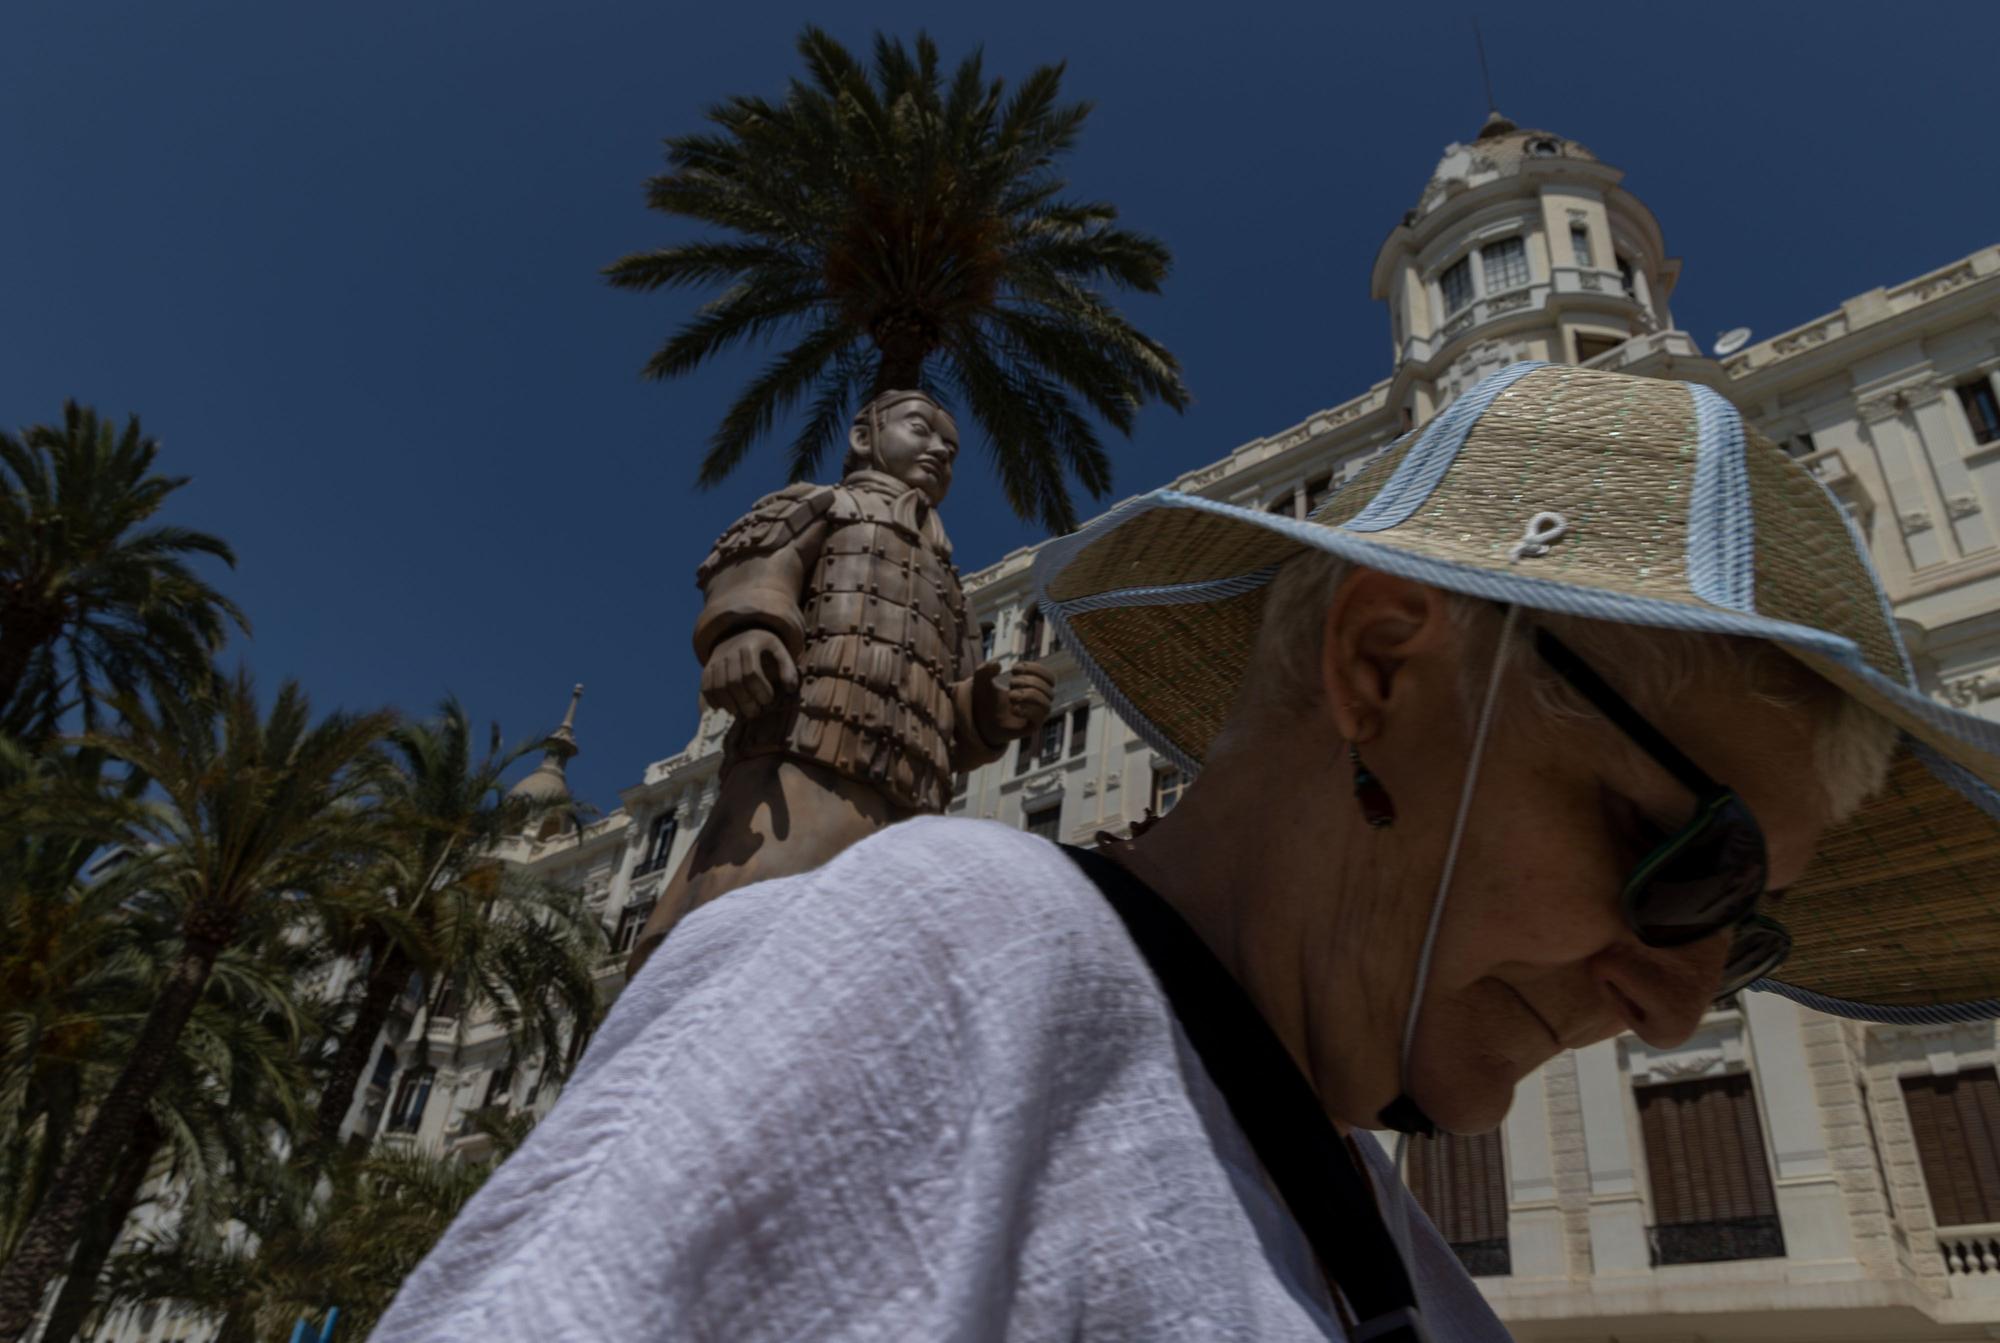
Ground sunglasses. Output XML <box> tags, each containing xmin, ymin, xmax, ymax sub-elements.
<box><xmin>1532</xmin><ymin>627</ymin><xmax>1791</xmax><ymax>1001</ymax></box>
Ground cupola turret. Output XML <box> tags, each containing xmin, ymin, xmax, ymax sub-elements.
<box><xmin>1372</xmin><ymin>112</ymin><xmax>1680</xmax><ymax>422</ymax></box>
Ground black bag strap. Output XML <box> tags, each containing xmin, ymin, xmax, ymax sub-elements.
<box><xmin>1061</xmin><ymin>845</ymin><xmax>1430</xmax><ymax>1343</ymax></box>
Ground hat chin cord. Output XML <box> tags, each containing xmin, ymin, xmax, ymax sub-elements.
<box><xmin>1374</xmin><ymin>605</ymin><xmax>1520</xmax><ymax>1266</ymax></box>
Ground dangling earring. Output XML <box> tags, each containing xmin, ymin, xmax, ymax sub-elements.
<box><xmin>1350</xmin><ymin>743</ymin><xmax>1396</xmax><ymax>828</ymax></box>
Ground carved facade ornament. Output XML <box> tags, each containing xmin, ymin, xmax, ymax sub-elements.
<box><xmin>1900</xmin><ymin>510</ymin><xmax>1935</xmax><ymax>536</ymax></box>
<box><xmin>1900</xmin><ymin>262</ymin><xmax>1979</xmax><ymax>305</ymax></box>
<box><xmin>1023</xmin><ymin>771</ymin><xmax>1064</xmax><ymax>802</ymax></box>
<box><xmin>1857</xmin><ymin>393</ymin><xmax>1906</xmax><ymax>423</ymax></box>
<box><xmin>1949</xmin><ymin>494</ymin><xmax>1982</xmax><ymax>520</ymax></box>
<box><xmin>1647</xmin><ymin>1052</ymin><xmax>1725</xmax><ymax>1082</ymax></box>
<box><xmin>1579</xmin><ymin>271</ymin><xmax>1603</xmax><ymax>292</ymax></box>
<box><xmin>1943</xmin><ymin>674</ymin><xmax>2000</xmax><ymax>709</ymax></box>
<box><xmin>1772</xmin><ymin>321</ymin><xmax>1838</xmax><ymax>357</ymax></box>
<box><xmin>1179</xmin><ymin>461</ymin><xmax>1232</xmax><ymax>492</ymax></box>
<box><xmin>1566</xmin><ymin>206</ymin><xmax>1589</xmax><ymax>222</ymax></box>
<box><xmin>1487</xmin><ymin>289</ymin><xmax>1531</xmax><ymax>314</ymax></box>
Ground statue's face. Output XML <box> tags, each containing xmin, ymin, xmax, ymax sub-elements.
<box><xmin>856</xmin><ymin>397</ymin><xmax>958</xmax><ymax>505</ymax></box>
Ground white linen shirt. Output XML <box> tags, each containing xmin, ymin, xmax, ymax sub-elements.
<box><xmin>370</xmin><ymin>816</ymin><xmax>1511</xmax><ymax>1342</ymax></box>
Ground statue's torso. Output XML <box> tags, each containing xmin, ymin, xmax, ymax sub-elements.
<box><xmin>729</xmin><ymin>483</ymin><xmax>972</xmax><ymax>813</ymax></box>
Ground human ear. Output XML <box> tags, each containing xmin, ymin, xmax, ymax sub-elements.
<box><xmin>847</xmin><ymin>420</ymin><xmax>873</xmax><ymax>466</ymax></box>
<box><xmin>1320</xmin><ymin>569</ymin><xmax>1454</xmax><ymax>744</ymax></box>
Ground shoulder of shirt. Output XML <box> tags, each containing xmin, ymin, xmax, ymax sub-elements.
<box><xmin>688</xmin><ymin>816</ymin><xmax>1130</xmax><ymax>982</ymax></box>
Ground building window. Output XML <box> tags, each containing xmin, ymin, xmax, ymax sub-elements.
<box><xmin>483</xmin><ymin>1060</ymin><xmax>516</xmax><ymax>1111</ymax></box>
<box><xmin>980</xmin><ymin>621</ymin><xmax>996</xmax><ymax>660</ymax></box>
<box><xmin>952</xmin><ymin>771</ymin><xmax>968</xmax><ymax>798</ymax></box>
<box><xmin>1023</xmin><ymin>804</ymin><xmax>1062</xmax><ymax>844</ymax></box>
<box><xmin>1406</xmin><ymin>1129</ymin><xmax>1511</xmax><ymax>1276</ymax></box>
<box><xmin>1901</xmin><ymin>1068</ymin><xmax>2000</xmax><ymax>1226</ymax></box>
<box><xmin>636</xmin><ymin>810</ymin><xmax>679</xmax><ymax>876</ymax></box>
<box><xmin>1617</xmin><ymin>254</ymin><xmax>1638</xmax><ymax>301</ymax></box>
<box><xmin>1069</xmin><ymin>704</ymin><xmax>1090</xmax><ymax>757</ymax></box>
<box><xmin>1303</xmin><ymin>472</ymin><xmax>1334</xmax><ymax>517</ymax></box>
<box><xmin>369</xmin><ymin>1046</ymin><xmax>397</xmax><ymax>1092</ymax></box>
<box><xmin>1481</xmin><ymin>236</ymin><xmax>1529</xmax><ymax>293</ymax></box>
<box><xmin>1787</xmin><ymin>432</ymin><xmax>1818</xmax><ymax>459</ymax></box>
<box><xmin>387</xmin><ymin>1066</ymin><xmax>435</xmax><ymax>1133</ymax></box>
<box><xmin>1440</xmin><ymin>255</ymin><xmax>1474</xmax><ymax>315</ymax></box>
<box><xmin>1574</xmin><ymin>333</ymin><xmax>1623</xmax><ymax>365</ymax></box>
<box><xmin>1570</xmin><ymin>224</ymin><xmax>1594</xmax><ymax>269</ymax></box>
<box><xmin>612</xmin><ymin>898</ymin><xmax>656</xmax><ymax>957</ymax></box>
<box><xmin>1015</xmin><ymin>735</ymin><xmax>1035</xmax><ymax>776</ymax></box>
<box><xmin>1152</xmin><ymin>766</ymin><xmax>1186</xmax><ymax>816</ymax></box>
<box><xmin>1959</xmin><ymin>380</ymin><xmax>2000</xmax><ymax>447</ymax></box>
<box><xmin>1020</xmin><ymin>606</ymin><xmax>1046</xmax><ymax>660</ymax></box>
<box><xmin>1267</xmin><ymin>493</ymin><xmax>1296</xmax><ymax>517</ymax></box>
<box><xmin>1037</xmin><ymin>713</ymin><xmax>1065</xmax><ymax>766</ymax></box>
<box><xmin>429</xmin><ymin>978</ymin><xmax>462</xmax><ymax>1021</ymax></box>
<box><xmin>1636</xmin><ymin>1074</ymin><xmax>1786</xmax><ymax>1265</ymax></box>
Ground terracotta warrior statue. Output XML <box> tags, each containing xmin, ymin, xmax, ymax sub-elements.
<box><xmin>628</xmin><ymin>390</ymin><xmax>1054</xmax><ymax>972</ymax></box>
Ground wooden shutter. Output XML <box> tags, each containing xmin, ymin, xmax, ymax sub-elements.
<box><xmin>1901</xmin><ymin>1069</ymin><xmax>2000</xmax><ymax>1226</ymax></box>
<box><xmin>1406</xmin><ymin>1128</ymin><xmax>1507</xmax><ymax>1247</ymax></box>
<box><xmin>1637</xmin><ymin>1074</ymin><xmax>1778</xmax><ymax>1225</ymax></box>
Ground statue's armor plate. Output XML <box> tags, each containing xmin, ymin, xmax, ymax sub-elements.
<box><xmin>720</xmin><ymin>483</ymin><xmax>973</xmax><ymax>812</ymax></box>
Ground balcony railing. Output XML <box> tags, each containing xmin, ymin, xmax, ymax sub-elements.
<box><xmin>633</xmin><ymin>853</ymin><xmax>672</xmax><ymax>878</ymax></box>
<box><xmin>1448</xmin><ymin>1239</ymin><xmax>1511</xmax><ymax>1278</ymax></box>
<box><xmin>1648</xmin><ymin>1216</ymin><xmax>1785</xmax><ymax>1266</ymax></box>
<box><xmin>1940</xmin><ymin>1223</ymin><xmax>2000</xmax><ymax>1278</ymax></box>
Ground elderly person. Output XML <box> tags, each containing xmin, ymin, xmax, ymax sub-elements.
<box><xmin>373</xmin><ymin>364</ymin><xmax>2000</xmax><ymax>1342</ymax></box>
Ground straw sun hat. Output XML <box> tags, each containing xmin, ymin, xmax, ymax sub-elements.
<box><xmin>1031</xmin><ymin>361</ymin><xmax>2000</xmax><ymax>1025</ymax></box>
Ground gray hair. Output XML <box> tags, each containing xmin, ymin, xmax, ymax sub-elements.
<box><xmin>1239</xmin><ymin>548</ymin><xmax>1896</xmax><ymax>824</ymax></box>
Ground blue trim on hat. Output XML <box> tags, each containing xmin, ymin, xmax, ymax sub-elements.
<box><xmin>1749</xmin><ymin>979</ymin><xmax>2000</xmax><ymax>1025</ymax></box>
<box><xmin>1684</xmin><ymin>383</ymin><xmax>1757</xmax><ymax>614</ymax></box>
<box><xmin>1342</xmin><ymin>361</ymin><xmax>1548</xmax><ymax>533</ymax></box>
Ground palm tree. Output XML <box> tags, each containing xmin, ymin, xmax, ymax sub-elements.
<box><xmin>0</xmin><ymin>674</ymin><xmax>389</xmax><ymax>1342</ymax></box>
<box><xmin>0</xmin><ymin>401</ymin><xmax>247</xmax><ymax>742</ymax></box>
<box><xmin>0</xmin><ymin>739</ymin><xmax>154</xmax><ymax>1261</ymax></box>
<box><xmin>27</xmin><ymin>930</ymin><xmax>322</xmax><ymax>1343</ymax></box>
<box><xmin>103</xmin><ymin>1107</ymin><xmax>535</xmax><ymax>1342</ymax></box>
<box><xmin>605</xmin><ymin>27</ymin><xmax>1190</xmax><ymax>533</ymax></box>
<box><xmin>307</xmin><ymin>701</ymin><xmax>603</xmax><ymax>1159</ymax></box>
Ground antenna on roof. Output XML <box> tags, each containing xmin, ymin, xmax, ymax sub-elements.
<box><xmin>1473</xmin><ymin>19</ymin><xmax>1498</xmax><ymax>114</ymax></box>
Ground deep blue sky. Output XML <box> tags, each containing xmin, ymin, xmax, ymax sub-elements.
<box><xmin>5</xmin><ymin>2</ymin><xmax>1996</xmax><ymax>812</ymax></box>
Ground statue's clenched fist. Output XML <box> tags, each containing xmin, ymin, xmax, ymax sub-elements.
<box><xmin>970</xmin><ymin>659</ymin><xmax>1055</xmax><ymax>745</ymax></box>
<box><xmin>702</xmin><ymin>628</ymin><xmax>797</xmax><ymax>720</ymax></box>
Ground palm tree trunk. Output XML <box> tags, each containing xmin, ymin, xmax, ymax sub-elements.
<box><xmin>35</xmin><ymin>1112</ymin><xmax>164</xmax><ymax>1343</ymax></box>
<box><xmin>0</xmin><ymin>940</ymin><xmax>219</xmax><ymax>1343</ymax></box>
<box><xmin>0</xmin><ymin>607</ymin><xmax>59</xmax><ymax>738</ymax></box>
<box><xmin>872</xmin><ymin>321</ymin><xmax>932</xmax><ymax>394</ymax></box>
<box><xmin>312</xmin><ymin>948</ymin><xmax>411</xmax><ymax>1157</ymax></box>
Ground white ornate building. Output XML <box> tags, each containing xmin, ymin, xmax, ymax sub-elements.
<box><xmin>66</xmin><ymin>113</ymin><xmax>2000</xmax><ymax>1341</ymax></box>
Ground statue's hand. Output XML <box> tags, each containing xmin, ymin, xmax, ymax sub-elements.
<box><xmin>972</xmin><ymin>659</ymin><xmax>1054</xmax><ymax>744</ymax></box>
<box><xmin>702</xmin><ymin>628</ymin><xmax>798</xmax><ymax>720</ymax></box>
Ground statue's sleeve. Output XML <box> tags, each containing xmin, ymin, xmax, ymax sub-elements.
<box><xmin>691</xmin><ymin>483</ymin><xmax>836</xmax><ymax>665</ymax></box>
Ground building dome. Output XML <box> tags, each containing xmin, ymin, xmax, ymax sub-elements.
<box><xmin>509</xmin><ymin>684</ymin><xmax>582</xmax><ymax>836</ymax></box>
<box><xmin>1416</xmin><ymin>110</ymin><xmax>1599</xmax><ymax>218</ymax></box>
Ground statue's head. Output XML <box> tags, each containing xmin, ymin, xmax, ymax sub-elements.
<box><xmin>845</xmin><ymin>390</ymin><xmax>959</xmax><ymax>506</ymax></box>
